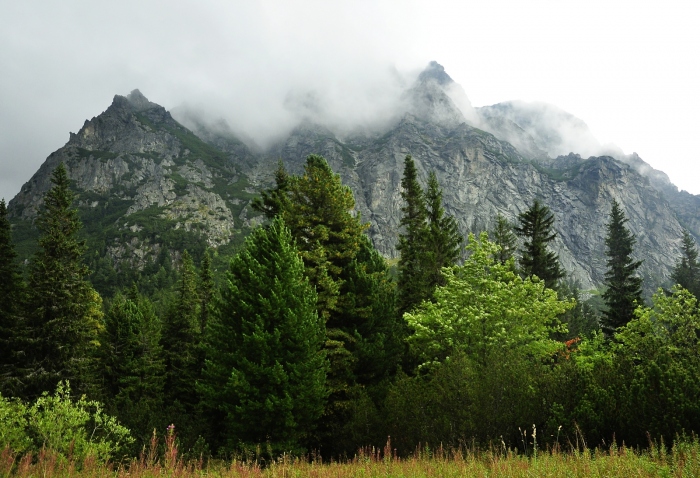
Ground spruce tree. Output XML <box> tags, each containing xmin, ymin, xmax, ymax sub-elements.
<box><xmin>0</xmin><ymin>198</ymin><xmax>26</xmax><ymax>396</ymax></box>
<box><xmin>602</xmin><ymin>199</ymin><xmax>643</xmax><ymax>333</ymax></box>
<box><xmin>201</xmin><ymin>217</ymin><xmax>327</xmax><ymax>454</ymax></box>
<box><xmin>397</xmin><ymin>155</ymin><xmax>429</xmax><ymax>315</ymax></box>
<box><xmin>491</xmin><ymin>214</ymin><xmax>517</xmax><ymax>266</ymax></box>
<box><xmin>672</xmin><ymin>230</ymin><xmax>700</xmax><ymax>298</ymax></box>
<box><xmin>25</xmin><ymin>163</ymin><xmax>103</xmax><ymax>397</ymax></box>
<box><xmin>515</xmin><ymin>199</ymin><xmax>565</xmax><ymax>289</ymax></box>
<box><xmin>423</xmin><ymin>171</ymin><xmax>463</xmax><ymax>289</ymax></box>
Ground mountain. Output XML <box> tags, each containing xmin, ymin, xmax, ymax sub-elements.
<box><xmin>8</xmin><ymin>64</ymin><xmax>698</xmax><ymax>295</ymax></box>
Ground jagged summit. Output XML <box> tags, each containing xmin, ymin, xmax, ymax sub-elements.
<box><xmin>417</xmin><ymin>61</ymin><xmax>454</xmax><ymax>86</ymax></box>
<box><xmin>125</xmin><ymin>89</ymin><xmax>158</xmax><ymax>111</ymax></box>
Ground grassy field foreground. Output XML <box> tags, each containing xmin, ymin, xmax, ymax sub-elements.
<box><xmin>3</xmin><ymin>439</ymin><xmax>700</xmax><ymax>478</ymax></box>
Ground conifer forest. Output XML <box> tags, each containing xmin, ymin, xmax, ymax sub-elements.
<box><xmin>3</xmin><ymin>154</ymin><xmax>700</xmax><ymax>472</ymax></box>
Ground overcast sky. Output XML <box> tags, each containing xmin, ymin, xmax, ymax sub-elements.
<box><xmin>1</xmin><ymin>0</ymin><xmax>699</xmax><ymax>202</ymax></box>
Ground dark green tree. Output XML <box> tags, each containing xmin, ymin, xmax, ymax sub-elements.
<box><xmin>515</xmin><ymin>199</ymin><xmax>565</xmax><ymax>289</ymax></box>
<box><xmin>201</xmin><ymin>217</ymin><xmax>327</xmax><ymax>454</ymax></box>
<box><xmin>672</xmin><ymin>230</ymin><xmax>700</xmax><ymax>299</ymax></box>
<box><xmin>0</xmin><ymin>198</ymin><xmax>26</xmax><ymax>396</ymax></box>
<box><xmin>491</xmin><ymin>214</ymin><xmax>517</xmax><ymax>266</ymax></box>
<box><xmin>423</xmin><ymin>171</ymin><xmax>463</xmax><ymax>290</ymax></box>
<box><xmin>25</xmin><ymin>163</ymin><xmax>103</xmax><ymax>397</ymax></box>
<box><xmin>602</xmin><ymin>199</ymin><xmax>643</xmax><ymax>333</ymax></box>
<box><xmin>397</xmin><ymin>155</ymin><xmax>429</xmax><ymax>316</ymax></box>
<box><xmin>99</xmin><ymin>289</ymin><xmax>165</xmax><ymax>449</ymax></box>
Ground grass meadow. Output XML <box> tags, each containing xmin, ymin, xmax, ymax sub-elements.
<box><xmin>4</xmin><ymin>436</ymin><xmax>700</xmax><ymax>478</ymax></box>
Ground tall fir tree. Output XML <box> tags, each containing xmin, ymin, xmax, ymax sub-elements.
<box><xmin>253</xmin><ymin>155</ymin><xmax>403</xmax><ymax>453</ymax></box>
<box><xmin>201</xmin><ymin>217</ymin><xmax>327</xmax><ymax>454</ymax></box>
<box><xmin>672</xmin><ymin>230</ymin><xmax>700</xmax><ymax>299</ymax></box>
<box><xmin>515</xmin><ymin>199</ymin><xmax>565</xmax><ymax>289</ymax></box>
<box><xmin>602</xmin><ymin>199</ymin><xmax>643</xmax><ymax>334</ymax></box>
<box><xmin>161</xmin><ymin>250</ymin><xmax>201</xmax><ymax>422</ymax></box>
<box><xmin>396</xmin><ymin>155</ymin><xmax>429</xmax><ymax>316</ymax></box>
<box><xmin>0</xmin><ymin>198</ymin><xmax>26</xmax><ymax>396</ymax></box>
<box><xmin>25</xmin><ymin>163</ymin><xmax>103</xmax><ymax>398</ymax></box>
<box><xmin>491</xmin><ymin>214</ymin><xmax>518</xmax><ymax>266</ymax></box>
<box><xmin>423</xmin><ymin>171</ymin><xmax>463</xmax><ymax>289</ymax></box>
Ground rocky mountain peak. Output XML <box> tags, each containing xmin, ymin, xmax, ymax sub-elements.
<box><xmin>417</xmin><ymin>61</ymin><xmax>454</xmax><ymax>86</ymax></box>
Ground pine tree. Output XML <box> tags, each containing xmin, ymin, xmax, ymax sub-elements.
<box><xmin>201</xmin><ymin>217</ymin><xmax>327</xmax><ymax>454</ymax></box>
<box><xmin>25</xmin><ymin>163</ymin><xmax>103</xmax><ymax>397</ymax></box>
<box><xmin>0</xmin><ymin>198</ymin><xmax>26</xmax><ymax>396</ymax></box>
<box><xmin>672</xmin><ymin>230</ymin><xmax>700</xmax><ymax>299</ymax></box>
<box><xmin>515</xmin><ymin>199</ymin><xmax>565</xmax><ymax>289</ymax></box>
<box><xmin>423</xmin><ymin>171</ymin><xmax>463</xmax><ymax>289</ymax></box>
<box><xmin>397</xmin><ymin>155</ymin><xmax>429</xmax><ymax>315</ymax></box>
<box><xmin>602</xmin><ymin>199</ymin><xmax>643</xmax><ymax>333</ymax></box>
<box><xmin>491</xmin><ymin>214</ymin><xmax>517</xmax><ymax>266</ymax></box>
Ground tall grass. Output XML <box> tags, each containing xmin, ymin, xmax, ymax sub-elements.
<box><xmin>3</xmin><ymin>436</ymin><xmax>700</xmax><ymax>477</ymax></box>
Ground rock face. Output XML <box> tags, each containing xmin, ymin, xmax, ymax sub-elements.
<box><xmin>9</xmin><ymin>89</ymin><xmax>253</xmax><ymax>270</ymax></box>
<box><xmin>9</xmin><ymin>67</ymin><xmax>699</xmax><ymax>295</ymax></box>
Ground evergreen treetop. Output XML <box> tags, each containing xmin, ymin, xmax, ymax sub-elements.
<box><xmin>602</xmin><ymin>199</ymin><xmax>643</xmax><ymax>334</ymax></box>
<box><xmin>515</xmin><ymin>199</ymin><xmax>565</xmax><ymax>289</ymax></box>
<box><xmin>672</xmin><ymin>230</ymin><xmax>700</xmax><ymax>299</ymax></box>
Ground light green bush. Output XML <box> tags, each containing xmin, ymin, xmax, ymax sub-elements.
<box><xmin>0</xmin><ymin>381</ymin><xmax>133</xmax><ymax>462</ymax></box>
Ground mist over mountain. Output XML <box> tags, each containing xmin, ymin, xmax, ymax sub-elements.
<box><xmin>8</xmin><ymin>62</ymin><xmax>699</xmax><ymax>295</ymax></box>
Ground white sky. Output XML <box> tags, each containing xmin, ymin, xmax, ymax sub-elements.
<box><xmin>1</xmin><ymin>0</ymin><xmax>699</xmax><ymax>201</ymax></box>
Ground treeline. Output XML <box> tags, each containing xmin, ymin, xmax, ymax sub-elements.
<box><xmin>1</xmin><ymin>156</ymin><xmax>700</xmax><ymax>461</ymax></box>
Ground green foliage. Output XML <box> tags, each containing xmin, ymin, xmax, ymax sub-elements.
<box><xmin>0</xmin><ymin>382</ymin><xmax>133</xmax><ymax>461</ymax></box>
<box><xmin>615</xmin><ymin>287</ymin><xmax>700</xmax><ymax>444</ymax></box>
<box><xmin>515</xmin><ymin>199</ymin><xmax>565</xmax><ymax>289</ymax></box>
<box><xmin>201</xmin><ymin>217</ymin><xmax>327</xmax><ymax>455</ymax></box>
<box><xmin>672</xmin><ymin>229</ymin><xmax>700</xmax><ymax>298</ymax></box>
<box><xmin>602</xmin><ymin>199</ymin><xmax>643</xmax><ymax>334</ymax></box>
<box><xmin>25</xmin><ymin>163</ymin><xmax>103</xmax><ymax>398</ymax></box>
<box><xmin>406</xmin><ymin>233</ymin><xmax>571</xmax><ymax>368</ymax></box>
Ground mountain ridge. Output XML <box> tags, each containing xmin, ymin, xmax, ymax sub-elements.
<box><xmin>8</xmin><ymin>65</ymin><xmax>698</xmax><ymax>295</ymax></box>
